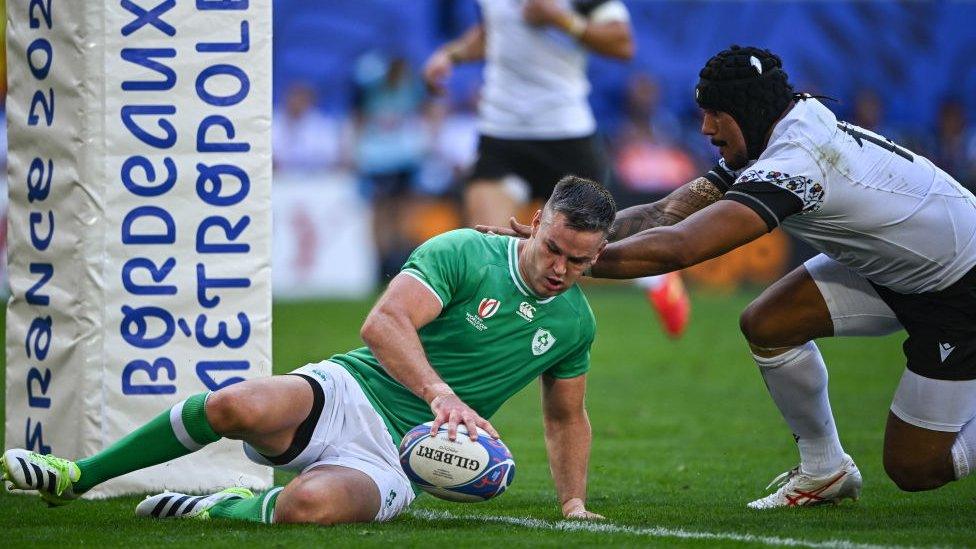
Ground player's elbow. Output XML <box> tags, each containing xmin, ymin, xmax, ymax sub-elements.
<box><xmin>359</xmin><ymin>310</ymin><xmax>387</xmax><ymax>347</ymax></box>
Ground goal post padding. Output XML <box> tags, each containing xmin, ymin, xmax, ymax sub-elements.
<box><xmin>5</xmin><ymin>0</ymin><xmax>273</xmax><ymax>497</ymax></box>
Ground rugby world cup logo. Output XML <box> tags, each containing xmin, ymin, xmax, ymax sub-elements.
<box><xmin>478</xmin><ymin>298</ymin><xmax>501</xmax><ymax>319</ymax></box>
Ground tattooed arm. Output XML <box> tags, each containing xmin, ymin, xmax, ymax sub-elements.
<box><xmin>607</xmin><ymin>176</ymin><xmax>725</xmax><ymax>242</ymax></box>
<box><xmin>474</xmin><ymin>165</ymin><xmax>733</xmax><ymax>243</ymax></box>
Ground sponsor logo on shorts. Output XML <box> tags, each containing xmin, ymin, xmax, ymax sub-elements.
<box><xmin>939</xmin><ymin>342</ymin><xmax>955</xmax><ymax>363</ymax></box>
<box><xmin>309</xmin><ymin>368</ymin><xmax>331</xmax><ymax>383</ymax></box>
<box><xmin>386</xmin><ymin>489</ymin><xmax>397</xmax><ymax>507</ymax></box>
<box><xmin>478</xmin><ymin>298</ymin><xmax>501</xmax><ymax>319</ymax></box>
<box><xmin>531</xmin><ymin>328</ymin><xmax>556</xmax><ymax>356</ymax></box>
<box><xmin>517</xmin><ymin>301</ymin><xmax>535</xmax><ymax>322</ymax></box>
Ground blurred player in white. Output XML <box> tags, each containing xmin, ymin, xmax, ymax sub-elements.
<box><xmin>591</xmin><ymin>45</ymin><xmax>976</xmax><ymax>508</ymax></box>
<box><xmin>423</xmin><ymin>0</ymin><xmax>690</xmax><ymax>338</ymax></box>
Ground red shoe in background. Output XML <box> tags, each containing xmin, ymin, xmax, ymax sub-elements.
<box><xmin>645</xmin><ymin>272</ymin><xmax>691</xmax><ymax>339</ymax></box>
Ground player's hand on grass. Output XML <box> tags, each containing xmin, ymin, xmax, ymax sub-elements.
<box><xmin>474</xmin><ymin>217</ymin><xmax>531</xmax><ymax>238</ymax></box>
<box><xmin>562</xmin><ymin>498</ymin><xmax>605</xmax><ymax>520</ymax></box>
<box><xmin>423</xmin><ymin>50</ymin><xmax>453</xmax><ymax>95</ymax></box>
<box><xmin>429</xmin><ymin>392</ymin><xmax>500</xmax><ymax>442</ymax></box>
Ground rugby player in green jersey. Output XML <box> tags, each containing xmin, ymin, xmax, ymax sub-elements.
<box><xmin>2</xmin><ymin>176</ymin><xmax>615</xmax><ymax>526</ymax></box>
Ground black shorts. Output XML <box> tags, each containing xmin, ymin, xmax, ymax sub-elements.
<box><xmin>468</xmin><ymin>134</ymin><xmax>609</xmax><ymax>200</ymax></box>
<box><xmin>870</xmin><ymin>265</ymin><xmax>976</xmax><ymax>381</ymax></box>
<box><xmin>360</xmin><ymin>169</ymin><xmax>418</xmax><ymax>200</ymax></box>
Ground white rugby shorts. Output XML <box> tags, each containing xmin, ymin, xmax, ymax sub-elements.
<box><xmin>243</xmin><ymin>361</ymin><xmax>414</xmax><ymax>521</ymax></box>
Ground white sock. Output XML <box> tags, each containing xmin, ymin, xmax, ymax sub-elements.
<box><xmin>950</xmin><ymin>417</ymin><xmax>976</xmax><ymax>479</ymax></box>
<box><xmin>753</xmin><ymin>341</ymin><xmax>846</xmax><ymax>476</ymax></box>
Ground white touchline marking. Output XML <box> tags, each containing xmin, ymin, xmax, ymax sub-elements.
<box><xmin>408</xmin><ymin>509</ymin><xmax>917</xmax><ymax>549</ymax></box>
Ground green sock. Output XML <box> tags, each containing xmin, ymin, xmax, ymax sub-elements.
<box><xmin>74</xmin><ymin>393</ymin><xmax>221</xmax><ymax>493</ymax></box>
<box><xmin>209</xmin><ymin>487</ymin><xmax>283</xmax><ymax>523</ymax></box>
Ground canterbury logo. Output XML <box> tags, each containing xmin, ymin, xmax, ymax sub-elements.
<box><xmin>478</xmin><ymin>298</ymin><xmax>501</xmax><ymax>319</ymax></box>
<box><xmin>517</xmin><ymin>301</ymin><xmax>535</xmax><ymax>321</ymax></box>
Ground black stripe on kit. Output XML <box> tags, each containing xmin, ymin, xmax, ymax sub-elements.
<box><xmin>705</xmin><ymin>163</ymin><xmax>734</xmax><ymax>193</ymax></box>
<box><xmin>167</xmin><ymin>495</ymin><xmax>193</xmax><ymax>517</ymax></box>
<box><xmin>151</xmin><ymin>495</ymin><xmax>173</xmax><ymax>518</ymax></box>
<box><xmin>261</xmin><ymin>373</ymin><xmax>326</xmax><ymax>466</ymax></box>
<box><xmin>16</xmin><ymin>458</ymin><xmax>33</xmax><ymax>487</ymax></box>
<box><xmin>30</xmin><ymin>464</ymin><xmax>44</xmax><ymax>490</ymax></box>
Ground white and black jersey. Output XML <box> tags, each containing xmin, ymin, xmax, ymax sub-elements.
<box><xmin>476</xmin><ymin>0</ymin><xmax>629</xmax><ymax>140</ymax></box>
<box><xmin>718</xmin><ymin>98</ymin><xmax>976</xmax><ymax>295</ymax></box>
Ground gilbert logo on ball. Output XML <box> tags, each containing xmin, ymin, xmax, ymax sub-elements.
<box><xmin>399</xmin><ymin>422</ymin><xmax>515</xmax><ymax>502</ymax></box>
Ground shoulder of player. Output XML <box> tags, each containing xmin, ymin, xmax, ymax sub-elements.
<box><xmin>735</xmin><ymin>139</ymin><xmax>824</xmax><ymax>186</ymax></box>
<box><xmin>418</xmin><ymin>228</ymin><xmax>512</xmax><ymax>274</ymax></box>
<box><xmin>551</xmin><ymin>285</ymin><xmax>597</xmax><ymax>335</ymax></box>
<box><xmin>424</xmin><ymin>227</ymin><xmax>503</xmax><ymax>250</ymax></box>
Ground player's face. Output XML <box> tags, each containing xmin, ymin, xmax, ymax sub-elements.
<box><xmin>701</xmin><ymin>109</ymin><xmax>749</xmax><ymax>170</ymax></box>
<box><xmin>522</xmin><ymin>211</ymin><xmax>607</xmax><ymax>298</ymax></box>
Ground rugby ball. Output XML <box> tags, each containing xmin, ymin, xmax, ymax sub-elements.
<box><xmin>399</xmin><ymin>422</ymin><xmax>515</xmax><ymax>502</ymax></box>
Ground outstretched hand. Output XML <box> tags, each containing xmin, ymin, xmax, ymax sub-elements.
<box><xmin>429</xmin><ymin>393</ymin><xmax>500</xmax><ymax>442</ymax></box>
<box><xmin>562</xmin><ymin>498</ymin><xmax>605</xmax><ymax>520</ymax></box>
<box><xmin>474</xmin><ymin>217</ymin><xmax>532</xmax><ymax>239</ymax></box>
<box><xmin>422</xmin><ymin>50</ymin><xmax>453</xmax><ymax>95</ymax></box>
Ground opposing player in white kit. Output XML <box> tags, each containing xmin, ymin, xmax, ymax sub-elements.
<box><xmin>423</xmin><ymin>0</ymin><xmax>632</xmax><ymax>227</ymax></box>
<box><xmin>591</xmin><ymin>45</ymin><xmax>976</xmax><ymax>507</ymax></box>
<box><xmin>424</xmin><ymin>0</ymin><xmax>691</xmax><ymax>338</ymax></box>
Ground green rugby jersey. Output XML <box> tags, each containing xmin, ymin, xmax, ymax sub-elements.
<box><xmin>330</xmin><ymin>228</ymin><xmax>596</xmax><ymax>441</ymax></box>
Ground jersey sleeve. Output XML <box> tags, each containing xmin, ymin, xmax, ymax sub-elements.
<box><xmin>703</xmin><ymin>158</ymin><xmax>739</xmax><ymax>194</ymax></box>
<box><xmin>400</xmin><ymin>229</ymin><xmax>477</xmax><ymax>307</ymax></box>
<box><xmin>546</xmin><ymin>299</ymin><xmax>596</xmax><ymax>379</ymax></box>
<box><xmin>721</xmin><ymin>141</ymin><xmax>825</xmax><ymax>231</ymax></box>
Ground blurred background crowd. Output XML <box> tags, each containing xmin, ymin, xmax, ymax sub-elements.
<box><xmin>264</xmin><ymin>0</ymin><xmax>976</xmax><ymax>296</ymax></box>
<box><xmin>3</xmin><ymin>0</ymin><xmax>976</xmax><ymax>298</ymax></box>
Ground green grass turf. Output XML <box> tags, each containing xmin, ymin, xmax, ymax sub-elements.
<box><xmin>2</xmin><ymin>285</ymin><xmax>975</xmax><ymax>547</ymax></box>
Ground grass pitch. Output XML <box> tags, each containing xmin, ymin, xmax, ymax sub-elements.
<box><xmin>2</xmin><ymin>285</ymin><xmax>975</xmax><ymax>547</ymax></box>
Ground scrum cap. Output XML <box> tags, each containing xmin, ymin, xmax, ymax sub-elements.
<box><xmin>695</xmin><ymin>45</ymin><xmax>794</xmax><ymax>160</ymax></box>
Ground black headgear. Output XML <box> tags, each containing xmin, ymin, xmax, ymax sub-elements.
<box><xmin>695</xmin><ymin>45</ymin><xmax>794</xmax><ymax>160</ymax></box>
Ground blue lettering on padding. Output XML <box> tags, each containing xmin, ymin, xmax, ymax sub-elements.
<box><xmin>26</xmin><ymin>263</ymin><xmax>53</xmax><ymax>306</ymax></box>
<box><xmin>121</xmin><ymin>0</ymin><xmax>176</xmax><ymax>37</ymax></box>
<box><xmin>122</xmin><ymin>206</ymin><xmax>176</xmax><ymax>244</ymax></box>
<box><xmin>197</xmin><ymin>115</ymin><xmax>250</xmax><ymax>153</ymax></box>
<box><xmin>122</xmin><ymin>257</ymin><xmax>177</xmax><ymax>295</ymax></box>
<box><xmin>121</xmin><ymin>105</ymin><xmax>177</xmax><ymax>149</ymax></box>
<box><xmin>121</xmin><ymin>48</ymin><xmax>177</xmax><ymax>91</ymax></box>
<box><xmin>121</xmin><ymin>156</ymin><xmax>177</xmax><ymax>197</ymax></box>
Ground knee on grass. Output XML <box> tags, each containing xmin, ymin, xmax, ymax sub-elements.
<box><xmin>274</xmin><ymin>480</ymin><xmax>376</xmax><ymax>525</ymax></box>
